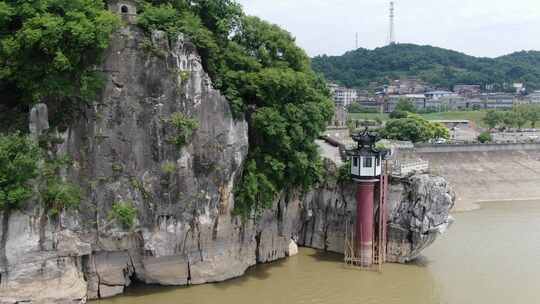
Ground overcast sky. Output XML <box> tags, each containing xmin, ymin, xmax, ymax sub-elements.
<box><xmin>236</xmin><ymin>0</ymin><xmax>540</xmax><ymax>58</ymax></box>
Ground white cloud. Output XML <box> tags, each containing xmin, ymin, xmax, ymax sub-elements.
<box><xmin>237</xmin><ymin>0</ymin><xmax>540</xmax><ymax>57</ymax></box>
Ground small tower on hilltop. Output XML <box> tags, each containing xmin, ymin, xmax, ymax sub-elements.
<box><xmin>107</xmin><ymin>0</ymin><xmax>138</xmax><ymax>23</ymax></box>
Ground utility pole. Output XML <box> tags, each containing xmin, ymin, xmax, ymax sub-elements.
<box><xmin>356</xmin><ymin>32</ymin><xmax>359</xmax><ymax>49</ymax></box>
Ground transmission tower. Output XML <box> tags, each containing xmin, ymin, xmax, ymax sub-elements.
<box><xmin>388</xmin><ymin>1</ymin><xmax>396</xmax><ymax>45</ymax></box>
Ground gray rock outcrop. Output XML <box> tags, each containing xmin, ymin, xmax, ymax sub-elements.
<box><xmin>28</xmin><ymin>103</ymin><xmax>49</xmax><ymax>140</ymax></box>
<box><xmin>298</xmin><ymin>161</ymin><xmax>455</xmax><ymax>262</ymax></box>
<box><xmin>0</xmin><ymin>25</ymin><xmax>455</xmax><ymax>303</ymax></box>
<box><xmin>386</xmin><ymin>175</ymin><xmax>455</xmax><ymax>263</ymax></box>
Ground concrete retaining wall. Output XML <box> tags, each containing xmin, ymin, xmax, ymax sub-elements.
<box><xmin>410</xmin><ymin>143</ymin><xmax>540</xmax><ymax>153</ymax></box>
<box><xmin>402</xmin><ymin>148</ymin><xmax>540</xmax><ymax>211</ymax></box>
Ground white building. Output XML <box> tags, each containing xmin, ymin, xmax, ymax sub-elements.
<box><xmin>481</xmin><ymin>93</ymin><xmax>515</xmax><ymax>109</ymax></box>
<box><xmin>425</xmin><ymin>90</ymin><xmax>457</xmax><ymax>101</ymax></box>
<box><xmin>513</xmin><ymin>83</ymin><xmax>525</xmax><ymax>93</ymax></box>
<box><xmin>328</xmin><ymin>83</ymin><xmax>358</xmax><ymax>108</ymax></box>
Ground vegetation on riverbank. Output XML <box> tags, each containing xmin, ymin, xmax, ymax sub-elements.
<box><xmin>483</xmin><ymin>105</ymin><xmax>540</xmax><ymax>129</ymax></box>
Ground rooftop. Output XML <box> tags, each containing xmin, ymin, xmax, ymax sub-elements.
<box><xmin>426</xmin><ymin>90</ymin><xmax>454</xmax><ymax>94</ymax></box>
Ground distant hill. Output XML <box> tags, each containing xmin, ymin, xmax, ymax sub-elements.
<box><xmin>311</xmin><ymin>44</ymin><xmax>540</xmax><ymax>91</ymax></box>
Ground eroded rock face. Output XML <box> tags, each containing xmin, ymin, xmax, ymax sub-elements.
<box><xmin>299</xmin><ymin>161</ymin><xmax>355</xmax><ymax>253</ymax></box>
<box><xmin>0</xmin><ymin>26</ymin><xmax>455</xmax><ymax>303</ymax></box>
<box><xmin>386</xmin><ymin>175</ymin><xmax>455</xmax><ymax>263</ymax></box>
<box><xmin>298</xmin><ymin>161</ymin><xmax>455</xmax><ymax>263</ymax></box>
<box><xmin>1</xmin><ymin>25</ymin><xmax>251</xmax><ymax>303</ymax></box>
<box><xmin>0</xmin><ymin>211</ymin><xmax>88</xmax><ymax>304</ymax></box>
<box><xmin>66</xmin><ymin>26</ymin><xmax>252</xmax><ymax>299</ymax></box>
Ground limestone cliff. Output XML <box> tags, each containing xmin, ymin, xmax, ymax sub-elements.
<box><xmin>386</xmin><ymin>175</ymin><xmax>455</xmax><ymax>263</ymax></box>
<box><xmin>0</xmin><ymin>26</ymin><xmax>455</xmax><ymax>303</ymax></box>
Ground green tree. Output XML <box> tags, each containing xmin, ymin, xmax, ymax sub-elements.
<box><xmin>109</xmin><ymin>201</ymin><xmax>137</xmax><ymax>229</ymax></box>
<box><xmin>394</xmin><ymin>98</ymin><xmax>416</xmax><ymax>113</ymax></box>
<box><xmin>380</xmin><ymin>115</ymin><xmax>450</xmax><ymax>143</ymax></box>
<box><xmin>501</xmin><ymin>109</ymin><xmax>527</xmax><ymax>129</ymax></box>
<box><xmin>224</xmin><ymin>17</ymin><xmax>333</xmax><ymax>217</ymax></box>
<box><xmin>501</xmin><ymin>111</ymin><xmax>516</xmax><ymax>128</ymax></box>
<box><xmin>39</xmin><ymin>153</ymin><xmax>81</xmax><ymax>216</ymax></box>
<box><xmin>168</xmin><ymin>112</ymin><xmax>199</xmax><ymax>147</ymax></box>
<box><xmin>0</xmin><ymin>133</ymin><xmax>40</xmax><ymax>210</ymax></box>
<box><xmin>432</xmin><ymin>122</ymin><xmax>451</xmax><ymax>140</ymax></box>
<box><xmin>527</xmin><ymin>105</ymin><xmax>540</xmax><ymax>128</ymax></box>
<box><xmin>42</xmin><ymin>182</ymin><xmax>81</xmax><ymax>216</ymax></box>
<box><xmin>523</xmin><ymin>105</ymin><xmax>540</xmax><ymax>128</ymax></box>
<box><xmin>0</xmin><ymin>0</ymin><xmax>120</xmax><ymax>121</ymax></box>
<box><xmin>0</xmin><ymin>133</ymin><xmax>81</xmax><ymax>214</ymax></box>
<box><xmin>513</xmin><ymin>106</ymin><xmax>529</xmax><ymax>129</ymax></box>
<box><xmin>478</xmin><ymin>131</ymin><xmax>493</xmax><ymax>143</ymax></box>
<box><xmin>389</xmin><ymin>110</ymin><xmax>409</xmax><ymax>119</ymax></box>
<box><xmin>483</xmin><ymin>110</ymin><xmax>503</xmax><ymax>129</ymax></box>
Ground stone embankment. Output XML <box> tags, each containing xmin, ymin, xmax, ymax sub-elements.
<box><xmin>0</xmin><ymin>25</ymin><xmax>455</xmax><ymax>303</ymax></box>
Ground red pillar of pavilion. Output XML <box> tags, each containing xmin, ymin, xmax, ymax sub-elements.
<box><xmin>356</xmin><ymin>180</ymin><xmax>377</xmax><ymax>267</ymax></box>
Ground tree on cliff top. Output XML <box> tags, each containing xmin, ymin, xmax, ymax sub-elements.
<box><xmin>0</xmin><ymin>0</ymin><xmax>120</xmax><ymax>130</ymax></box>
<box><xmin>138</xmin><ymin>2</ymin><xmax>334</xmax><ymax>218</ymax></box>
<box><xmin>225</xmin><ymin>16</ymin><xmax>334</xmax><ymax>218</ymax></box>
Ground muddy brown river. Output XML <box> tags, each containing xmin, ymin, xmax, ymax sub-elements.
<box><xmin>98</xmin><ymin>200</ymin><xmax>540</xmax><ymax>304</ymax></box>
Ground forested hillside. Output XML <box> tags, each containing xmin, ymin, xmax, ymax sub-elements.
<box><xmin>312</xmin><ymin>43</ymin><xmax>540</xmax><ymax>90</ymax></box>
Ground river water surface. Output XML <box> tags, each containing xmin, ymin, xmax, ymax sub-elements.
<box><xmin>99</xmin><ymin>200</ymin><xmax>540</xmax><ymax>304</ymax></box>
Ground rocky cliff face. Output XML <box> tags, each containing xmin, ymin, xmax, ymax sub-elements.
<box><xmin>297</xmin><ymin>161</ymin><xmax>455</xmax><ymax>261</ymax></box>
<box><xmin>0</xmin><ymin>26</ymin><xmax>455</xmax><ymax>304</ymax></box>
<box><xmin>386</xmin><ymin>175</ymin><xmax>455</xmax><ymax>263</ymax></box>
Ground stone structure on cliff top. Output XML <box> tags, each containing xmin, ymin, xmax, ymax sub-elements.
<box><xmin>0</xmin><ymin>25</ymin><xmax>455</xmax><ymax>304</ymax></box>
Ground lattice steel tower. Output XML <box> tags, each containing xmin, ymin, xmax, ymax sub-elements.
<box><xmin>388</xmin><ymin>2</ymin><xmax>396</xmax><ymax>45</ymax></box>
